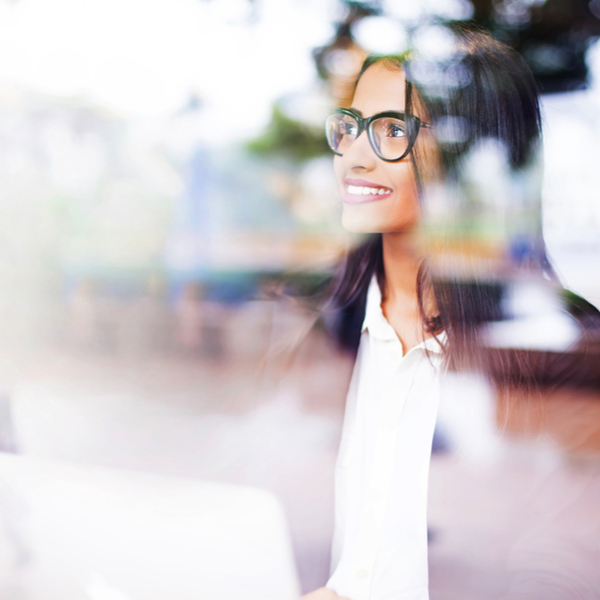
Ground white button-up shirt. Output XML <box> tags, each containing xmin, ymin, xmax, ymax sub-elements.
<box><xmin>327</xmin><ymin>278</ymin><xmax>444</xmax><ymax>600</ymax></box>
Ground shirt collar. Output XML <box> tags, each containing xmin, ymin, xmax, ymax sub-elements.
<box><xmin>361</xmin><ymin>276</ymin><xmax>445</xmax><ymax>353</ymax></box>
<box><xmin>362</xmin><ymin>276</ymin><xmax>397</xmax><ymax>341</ymax></box>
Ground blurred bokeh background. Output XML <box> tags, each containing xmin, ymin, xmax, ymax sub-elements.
<box><xmin>0</xmin><ymin>0</ymin><xmax>600</xmax><ymax>597</ymax></box>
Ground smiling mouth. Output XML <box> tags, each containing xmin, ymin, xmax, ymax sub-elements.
<box><xmin>343</xmin><ymin>184</ymin><xmax>393</xmax><ymax>204</ymax></box>
<box><xmin>347</xmin><ymin>184</ymin><xmax>391</xmax><ymax>196</ymax></box>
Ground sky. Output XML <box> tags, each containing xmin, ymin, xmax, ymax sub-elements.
<box><xmin>0</xmin><ymin>0</ymin><xmax>599</xmax><ymax>288</ymax></box>
<box><xmin>0</xmin><ymin>0</ymin><xmax>336</xmax><ymax>137</ymax></box>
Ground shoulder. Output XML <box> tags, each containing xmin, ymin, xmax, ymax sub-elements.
<box><xmin>319</xmin><ymin>280</ymin><xmax>367</xmax><ymax>358</ymax></box>
<box><xmin>485</xmin><ymin>287</ymin><xmax>600</xmax><ymax>390</ymax></box>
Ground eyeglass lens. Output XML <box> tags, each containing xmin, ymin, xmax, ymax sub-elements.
<box><xmin>326</xmin><ymin>113</ymin><xmax>410</xmax><ymax>161</ymax></box>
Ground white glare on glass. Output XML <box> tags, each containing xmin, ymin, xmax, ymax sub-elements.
<box><xmin>351</xmin><ymin>16</ymin><xmax>408</xmax><ymax>55</ymax></box>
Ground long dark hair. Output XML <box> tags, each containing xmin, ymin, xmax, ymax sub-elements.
<box><xmin>325</xmin><ymin>26</ymin><xmax>550</xmax><ymax>366</ymax></box>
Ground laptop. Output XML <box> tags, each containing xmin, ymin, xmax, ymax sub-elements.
<box><xmin>0</xmin><ymin>452</ymin><xmax>300</xmax><ymax>600</ymax></box>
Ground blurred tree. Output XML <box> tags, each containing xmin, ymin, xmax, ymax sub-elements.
<box><xmin>477</xmin><ymin>0</ymin><xmax>600</xmax><ymax>92</ymax></box>
<box><xmin>313</xmin><ymin>0</ymin><xmax>600</xmax><ymax>94</ymax></box>
<box><xmin>245</xmin><ymin>105</ymin><xmax>330</xmax><ymax>163</ymax></box>
<box><xmin>247</xmin><ymin>1</ymin><xmax>379</xmax><ymax>161</ymax></box>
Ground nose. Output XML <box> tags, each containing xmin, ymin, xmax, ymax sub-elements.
<box><xmin>342</xmin><ymin>129</ymin><xmax>377</xmax><ymax>172</ymax></box>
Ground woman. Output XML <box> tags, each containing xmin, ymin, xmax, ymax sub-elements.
<box><xmin>303</xmin><ymin>26</ymin><xmax>549</xmax><ymax>600</ymax></box>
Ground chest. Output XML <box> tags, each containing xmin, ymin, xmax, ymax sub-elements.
<box><xmin>381</xmin><ymin>298</ymin><xmax>428</xmax><ymax>355</ymax></box>
<box><xmin>344</xmin><ymin>335</ymin><xmax>442</xmax><ymax>466</ymax></box>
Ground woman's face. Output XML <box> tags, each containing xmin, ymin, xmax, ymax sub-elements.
<box><xmin>334</xmin><ymin>62</ymin><xmax>433</xmax><ymax>234</ymax></box>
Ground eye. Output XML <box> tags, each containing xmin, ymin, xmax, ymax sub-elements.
<box><xmin>385</xmin><ymin>121</ymin><xmax>406</xmax><ymax>138</ymax></box>
<box><xmin>340</xmin><ymin>119</ymin><xmax>358</xmax><ymax>136</ymax></box>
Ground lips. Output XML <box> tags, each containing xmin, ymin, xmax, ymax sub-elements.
<box><xmin>343</xmin><ymin>178</ymin><xmax>393</xmax><ymax>204</ymax></box>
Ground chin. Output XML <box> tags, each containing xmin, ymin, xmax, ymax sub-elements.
<box><xmin>342</xmin><ymin>221</ymin><xmax>382</xmax><ymax>234</ymax></box>
<box><xmin>341</xmin><ymin>211</ymin><xmax>380</xmax><ymax>233</ymax></box>
<box><xmin>341</xmin><ymin>205</ymin><xmax>418</xmax><ymax>234</ymax></box>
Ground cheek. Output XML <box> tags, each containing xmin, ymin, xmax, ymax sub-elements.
<box><xmin>385</xmin><ymin>164</ymin><xmax>420</xmax><ymax>227</ymax></box>
<box><xmin>385</xmin><ymin>185</ymin><xmax>421</xmax><ymax>230</ymax></box>
<box><xmin>333</xmin><ymin>156</ymin><xmax>345</xmax><ymax>191</ymax></box>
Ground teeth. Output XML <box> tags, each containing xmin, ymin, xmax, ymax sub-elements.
<box><xmin>347</xmin><ymin>185</ymin><xmax>389</xmax><ymax>196</ymax></box>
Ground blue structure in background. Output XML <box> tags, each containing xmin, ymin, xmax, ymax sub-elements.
<box><xmin>166</xmin><ymin>147</ymin><xmax>213</xmax><ymax>278</ymax></box>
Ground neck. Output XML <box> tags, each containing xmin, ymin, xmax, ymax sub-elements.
<box><xmin>380</xmin><ymin>231</ymin><xmax>422</xmax><ymax>304</ymax></box>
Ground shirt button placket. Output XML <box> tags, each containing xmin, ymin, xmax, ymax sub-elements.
<box><xmin>352</xmin><ymin>565</ymin><xmax>373</xmax><ymax>600</ymax></box>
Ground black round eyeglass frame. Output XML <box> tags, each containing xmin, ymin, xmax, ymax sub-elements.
<box><xmin>325</xmin><ymin>108</ymin><xmax>432</xmax><ymax>163</ymax></box>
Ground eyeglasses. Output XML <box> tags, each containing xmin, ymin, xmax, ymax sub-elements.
<box><xmin>325</xmin><ymin>108</ymin><xmax>432</xmax><ymax>162</ymax></box>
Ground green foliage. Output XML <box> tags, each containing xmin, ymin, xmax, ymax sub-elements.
<box><xmin>561</xmin><ymin>288</ymin><xmax>600</xmax><ymax>320</ymax></box>
<box><xmin>246</xmin><ymin>105</ymin><xmax>330</xmax><ymax>163</ymax></box>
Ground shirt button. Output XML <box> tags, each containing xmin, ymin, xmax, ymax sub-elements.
<box><xmin>389</xmin><ymin>348</ymin><xmax>401</xmax><ymax>362</ymax></box>
<box><xmin>356</xmin><ymin>568</ymin><xmax>370</xmax><ymax>580</ymax></box>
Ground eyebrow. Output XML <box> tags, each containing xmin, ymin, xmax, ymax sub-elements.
<box><xmin>347</xmin><ymin>108</ymin><xmax>410</xmax><ymax>118</ymax></box>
